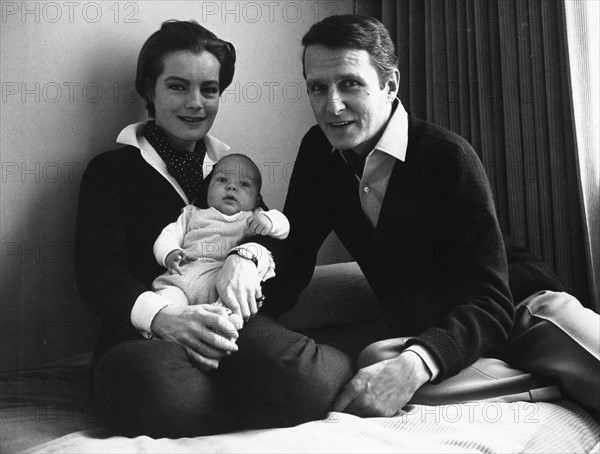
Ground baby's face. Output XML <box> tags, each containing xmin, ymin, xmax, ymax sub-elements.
<box><xmin>206</xmin><ymin>156</ymin><xmax>260</xmax><ymax>215</ymax></box>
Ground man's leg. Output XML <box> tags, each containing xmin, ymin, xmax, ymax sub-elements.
<box><xmin>217</xmin><ymin>313</ymin><xmax>356</xmax><ymax>429</ymax></box>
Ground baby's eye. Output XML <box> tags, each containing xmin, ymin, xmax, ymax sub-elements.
<box><xmin>215</xmin><ymin>176</ymin><xmax>226</xmax><ymax>183</ymax></box>
<box><xmin>241</xmin><ymin>181</ymin><xmax>251</xmax><ymax>188</ymax></box>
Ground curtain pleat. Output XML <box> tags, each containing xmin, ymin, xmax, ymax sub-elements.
<box><xmin>374</xmin><ymin>0</ymin><xmax>590</xmax><ymax>306</ymax></box>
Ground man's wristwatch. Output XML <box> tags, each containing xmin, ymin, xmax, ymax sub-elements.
<box><xmin>226</xmin><ymin>248</ymin><xmax>258</xmax><ymax>267</ymax></box>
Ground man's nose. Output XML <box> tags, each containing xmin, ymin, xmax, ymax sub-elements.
<box><xmin>324</xmin><ymin>87</ymin><xmax>345</xmax><ymax>115</ymax></box>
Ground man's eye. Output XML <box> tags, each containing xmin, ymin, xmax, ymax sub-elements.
<box><xmin>307</xmin><ymin>84</ymin><xmax>324</xmax><ymax>94</ymax></box>
<box><xmin>340</xmin><ymin>80</ymin><xmax>359</xmax><ymax>89</ymax></box>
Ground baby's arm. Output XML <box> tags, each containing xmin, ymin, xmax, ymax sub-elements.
<box><xmin>164</xmin><ymin>249</ymin><xmax>197</xmax><ymax>275</ymax></box>
<box><xmin>246</xmin><ymin>209</ymin><xmax>290</xmax><ymax>239</ymax></box>
<box><xmin>153</xmin><ymin>208</ymin><xmax>189</xmax><ymax>268</ymax></box>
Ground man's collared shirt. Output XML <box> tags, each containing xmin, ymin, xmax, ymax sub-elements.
<box><xmin>336</xmin><ymin>99</ymin><xmax>408</xmax><ymax>228</ymax></box>
<box><xmin>335</xmin><ymin>100</ymin><xmax>440</xmax><ymax>381</ymax></box>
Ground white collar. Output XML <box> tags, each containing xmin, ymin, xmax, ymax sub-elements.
<box><xmin>370</xmin><ymin>98</ymin><xmax>408</xmax><ymax>162</ymax></box>
<box><xmin>116</xmin><ymin>122</ymin><xmax>230</xmax><ymax>162</ymax></box>
<box><xmin>116</xmin><ymin>122</ymin><xmax>231</xmax><ymax>204</ymax></box>
<box><xmin>330</xmin><ymin>99</ymin><xmax>409</xmax><ymax>162</ymax></box>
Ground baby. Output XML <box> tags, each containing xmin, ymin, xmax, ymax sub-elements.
<box><xmin>152</xmin><ymin>153</ymin><xmax>289</xmax><ymax>310</ymax></box>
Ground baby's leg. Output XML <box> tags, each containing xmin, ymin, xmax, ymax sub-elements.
<box><xmin>155</xmin><ymin>286</ymin><xmax>189</xmax><ymax>307</ymax></box>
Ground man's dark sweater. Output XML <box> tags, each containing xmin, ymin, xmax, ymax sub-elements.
<box><xmin>261</xmin><ymin>114</ymin><xmax>514</xmax><ymax>381</ymax></box>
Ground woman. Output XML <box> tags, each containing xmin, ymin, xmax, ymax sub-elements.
<box><xmin>75</xmin><ymin>20</ymin><xmax>262</xmax><ymax>436</ymax></box>
<box><xmin>76</xmin><ymin>19</ymin><xmax>355</xmax><ymax>437</ymax></box>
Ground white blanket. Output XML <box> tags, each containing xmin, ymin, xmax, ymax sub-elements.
<box><xmin>26</xmin><ymin>400</ymin><xmax>600</xmax><ymax>453</ymax></box>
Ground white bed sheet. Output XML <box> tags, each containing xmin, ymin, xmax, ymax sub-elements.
<box><xmin>26</xmin><ymin>400</ymin><xmax>600</xmax><ymax>454</ymax></box>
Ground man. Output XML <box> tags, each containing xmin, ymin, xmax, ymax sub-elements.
<box><xmin>217</xmin><ymin>14</ymin><xmax>514</xmax><ymax>422</ymax></box>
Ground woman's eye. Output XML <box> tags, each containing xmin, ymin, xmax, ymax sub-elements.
<box><xmin>202</xmin><ymin>86</ymin><xmax>219</xmax><ymax>97</ymax></box>
<box><xmin>168</xmin><ymin>84</ymin><xmax>185</xmax><ymax>91</ymax></box>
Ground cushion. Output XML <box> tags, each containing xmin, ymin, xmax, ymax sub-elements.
<box><xmin>507</xmin><ymin>290</ymin><xmax>600</xmax><ymax>412</ymax></box>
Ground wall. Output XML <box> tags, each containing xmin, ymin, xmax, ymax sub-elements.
<box><xmin>0</xmin><ymin>0</ymin><xmax>354</xmax><ymax>370</ymax></box>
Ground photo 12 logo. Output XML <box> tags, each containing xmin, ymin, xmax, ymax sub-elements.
<box><xmin>1</xmin><ymin>1</ymin><xmax>140</xmax><ymax>24</ymax></box>
<box><xmin>198</xmin><ymin>1</ymin><xmax>340</xmax><ymax>24</ymax></box>
<box><xmin>2</xmin><ymin>81</ymin><xmax>140</xmax><ymax>104</ymax></box>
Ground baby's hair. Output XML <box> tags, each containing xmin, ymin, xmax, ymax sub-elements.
<box><xmin>213</xmin><ymin>153</ymin><xmax>262</xmax><ymax>191</ymax></box>
<box><xmin>195</xmin><ymin>153</ymin><xmax>262</xmax><ymax>208</ymax></box>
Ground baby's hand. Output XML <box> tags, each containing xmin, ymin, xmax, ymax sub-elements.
<box><xmin>247</xmin><ymin>210</ymin><xmax>273</xmax><ymax>236</ymax></box>
<box><xmin>165</xmin><ymin>249</ymin><xmax>195</xmax><ymax>275</ymax></box>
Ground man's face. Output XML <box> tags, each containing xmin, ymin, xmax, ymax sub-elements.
<box><xmin>304</xmin><ymin>45</ymin><xmax>398</xmax><ymax>155</ymax></box>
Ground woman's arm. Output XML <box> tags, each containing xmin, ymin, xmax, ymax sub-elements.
<box><xmin>74</xmin><ymin>153</ymin><xmax>147</xmax><ymax>324</ymax></box>
<box><xmin>74</xmin><ymin>152</ymin><xmax>238</xmax><ymax>368</ymax></box>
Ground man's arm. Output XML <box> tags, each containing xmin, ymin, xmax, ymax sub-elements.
<box><xmin>255</xmin><ymin>127</ymin><xmax>335</xmax><ymax>318</ymax></box>
<box><xmin>337</xmin><ymin>134</ymin><xmax>514</xmax><ymax>416</ymax></box>
<box><xmin>405</xmin><ymin>138</ymin><xmax>514</xmax><ymax>380</ymax></box>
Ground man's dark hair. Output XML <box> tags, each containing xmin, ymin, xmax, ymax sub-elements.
<box><xmin>301</xmin><ymin>15</ymin><xmax>397</xmax><ymax>88</ymax></box>
<box><xmin>136</xmin><ymin>20</ymin><xmax>236</xmax><ymax>117</ymax></box>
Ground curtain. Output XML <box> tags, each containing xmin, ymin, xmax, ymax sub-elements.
<box><xmin>563</xmin><ymin>0</ymin><xmax>599</xmax><ymax>310</ymax></box>
<box><xmin>357</xmin><ymin>0</ymin><xmax>592</xmax><ymax>308</ymax></box>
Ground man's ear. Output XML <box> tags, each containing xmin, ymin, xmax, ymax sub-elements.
<box><xmin>385</xmin><ymin>68</ymin><xmax>400</xmax><ymax>102</ymax></box>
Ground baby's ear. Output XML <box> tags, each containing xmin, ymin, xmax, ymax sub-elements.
<box><xmin>256</xmin><ymin>194</ymin><xmax>269</xmax><ymax>210</ymax></box>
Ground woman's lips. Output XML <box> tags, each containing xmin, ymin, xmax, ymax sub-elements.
<box><xmin>179</xmin><ymin>116</ymin><xmax>205</xmax><ymax>123</ymax></box>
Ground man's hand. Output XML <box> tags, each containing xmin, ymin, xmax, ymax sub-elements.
<box><xmin>211</xmin><ymin>254</ymin><xmax>262</xmax><ymax>328</ymax></box>
<box><xmin>247</xmin><ymin>210</ymin><xmax>273</xmax><ymax>236</ymax></box>
<box><xmin>165</xmin><ymin>249</ymin><xmax>196</xmax><ymax>275</ymax></box>
<box><xmin>331</xmin><ymin>351</ymin><xmax>431</xmax><ymax>417</ymax></box>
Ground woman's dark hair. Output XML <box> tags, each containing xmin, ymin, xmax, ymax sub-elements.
<box><xmin>136</xmin><ymin>20</ymin><xmax>236</xmax><ymax>117</ymax></box>
<box><xmin>301</xmin><ymin>15</ymin><xmax>397</xmax><ymax>88</ymax></box>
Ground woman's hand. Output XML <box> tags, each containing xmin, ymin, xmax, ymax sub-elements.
<box><xmin>150</xmin><ymin>304</ymin><xmax>239</xmax><ymax>371</ymax></box>
<box><xmin>211</xmin><ymin>255</ymin><xmax>263</xmax><ymax>328</ymax></box>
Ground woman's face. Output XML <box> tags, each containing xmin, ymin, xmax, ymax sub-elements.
<box><xmin>151</xmin><ymin>50</ymin><xmax>221</xmax><ymax>151</ymax></box>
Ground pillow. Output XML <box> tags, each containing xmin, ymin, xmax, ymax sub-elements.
<box><xmin>507</xmin><ymin>290</ymin><xmax>600</xmax><ymax>412</ymax></box>
<box><xmin>279</xmin><ymin>262</ymin><xmax>381</xmax><ymax>331</ymax></box>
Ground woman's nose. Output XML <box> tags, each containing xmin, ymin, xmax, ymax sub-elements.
<box><xmin>185</xmin><ymin>88</ymin><xmax>204</xmax><ymax>109</ymax></box>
